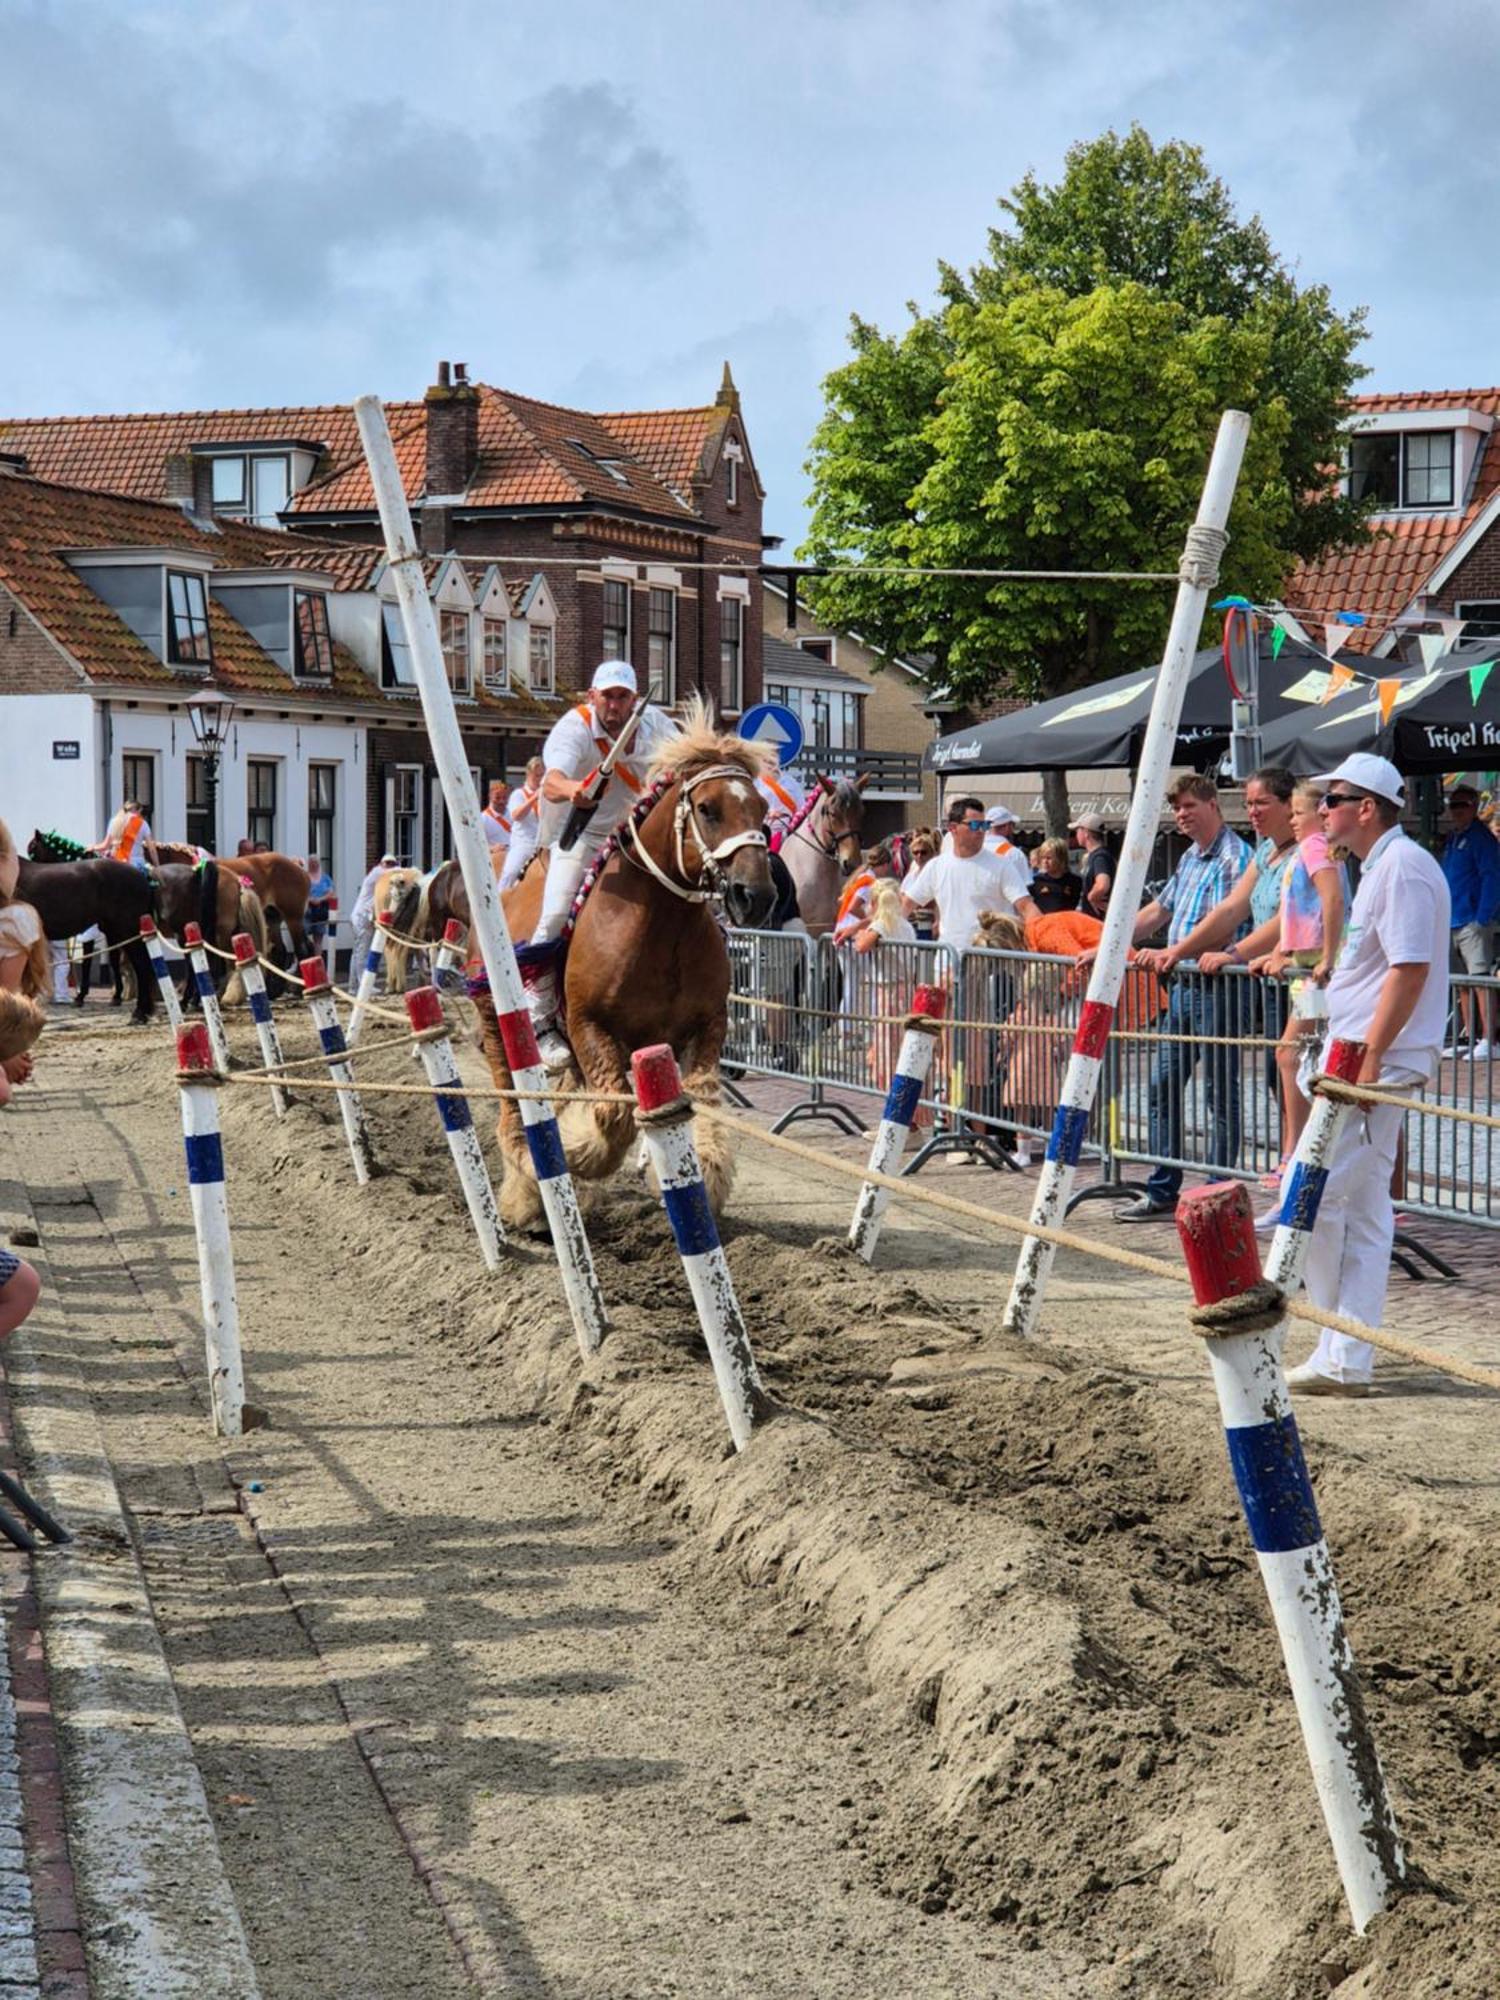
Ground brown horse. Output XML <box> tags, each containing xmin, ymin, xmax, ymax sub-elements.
<box><xmin>381</xmin><ymin>862</ymin><xmax>471</xmax><ymax>989</ymax></box>
<box><xmin>152</xmin><ymin>862</ymin><xmax>267</xmax><ymax>1004</ymax></box>
<box><xmin>473</xmin><ymin>702</ymin><xmax>776</xmax><ymax>1232</ymax></box>
<box><xmin>780</xmin><ymin>774</ymin><xmax>869</xmax><ymax>935</ymax></box>
<box><xmin>218</xmin><ymin>852</ymin><xmax>312</xmax><ymax>965</ymax></box>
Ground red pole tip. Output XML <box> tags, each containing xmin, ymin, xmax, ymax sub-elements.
<box><xmin>632</xmin><ymin>1043</ymin><xmax>683</xmax><ymax>1111</ymax></box>
<box><xmin>231</xmin><ymin>933</ymin><xmax>256</xmax><ymax>963</ymax></box>
<box><xmin>376</xmin><ymin>911</ymin><xmax>393</xmax><ymax>928</ymax></box>
<box><xmin>1175</xmin><ymin>1182</ymin><xmax>1264</xmax><ymax>1306</ymax></box>
<box><xmin>184</xmin><ymin>922</ymin><xmax>203</xmax><ymax>946</ymax></box>
<box><xmin>1323</xmin><ymin>1038</ymin><xmax>1368</xmax><ymax>1085</ymax></box>
<box><xmin>139</xmin><ymin>915</ymin><xmax>157</xmax><ymax>936</ymax></box>
<box><xmin>176</xmin><ymin>1023</ymin><xmax>215</xmax><ymax>1072</ymax></box>
<box><xmin>299</xmin><ymin>956</ymin><xmax>329</xmax><ymax>990</ymax></box>
<box><xmin>912</xmin><ymin>984</ymin><xmax>948</xmax><ymax>1020</ymax></box>
<box><xmin>442</xmin><ymin>919</ymin><xmax>465</xmax><ymax>944</ymax></box>
<box><xmin>405</xmin><ymin>986</ymin><xmax>444</xmax><ymax>1031</ymax></box>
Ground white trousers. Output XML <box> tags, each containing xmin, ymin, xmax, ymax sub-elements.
<box><xmin>529</xmin><ymin>836</ymin><xmax>599</xmax><ymax>946</ymax></box>
<box><xmin>501</xmin><ymin>835</ymin><xmax>538</xmax><ymax>891</ymax></box>
<box><xmin>1299</xmin><ymin>1062</ymin><xmax>1423</xmax><ymax>1383</ymax></box>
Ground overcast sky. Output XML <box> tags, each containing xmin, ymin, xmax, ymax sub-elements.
<box><xmin>3</xmin><ymin>0</ymin><xmax>1496</xmax><ymax>546</ymax></box>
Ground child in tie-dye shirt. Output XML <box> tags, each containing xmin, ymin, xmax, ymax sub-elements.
<box><xmin>1249</xmin><ymin>782</ymin><xmax>1348</xmax><ymax>1167</ymax></box>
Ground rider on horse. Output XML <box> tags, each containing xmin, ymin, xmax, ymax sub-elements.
<box><xmin>525</xmin><ymin>660</ymin><xmax>681</xmax><ymax>1070</ymax></box>
<box><xmin>90</xmin><ymin>799</ymin><xmax>159</xmax><ymax>872</ymax></box>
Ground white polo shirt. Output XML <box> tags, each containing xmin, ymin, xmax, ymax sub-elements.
<box><xmin>1327</xmin><ymin>827</ymin><xmax>1451</xmax><ymax>1079</ymax></box>
<box><xmin>903</xmin><ymin>844</ymin><xmax>1031</xmax><ymax>944</ymax></box>
<box><xmin>539</xmin><ymin>701</ymin><xmax>680</xmax><ymax>844</ymax></box>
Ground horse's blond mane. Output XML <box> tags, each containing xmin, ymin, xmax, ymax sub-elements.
<box><xmin>647</xmin><ymin>695</ymin><xmax>771</xmax><ymax>783</ymax></box>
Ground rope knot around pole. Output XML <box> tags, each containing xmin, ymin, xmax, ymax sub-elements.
<box><xmin>1179</xmin><ymin>522</ymin><xmax>1230</xmax><ymax>591</ymax></box>
<box><xmin>1188</xmin><ymin>1281</ymin><xmax>1286</xmax><ymax>1340</ymax></box>
<box><xmin>635</xmin><ymin>1092</ymin><xmax>695</xmax><ymax>1129</ymax></box>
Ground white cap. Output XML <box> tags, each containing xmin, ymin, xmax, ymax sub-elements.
<box><xmin>1313</xmin><ymin>752</ymin><xmax>1406</xmax><ymax>807</ymax></box>
<box><xmin>591</xmin><ymin>660</ymin><xmax>638</xmax><ymax>694</ymax></box>
<box><xmin>985</xmin><ymin>802</ymin><xmax>1018</xmax><ymax>827</ymax></box>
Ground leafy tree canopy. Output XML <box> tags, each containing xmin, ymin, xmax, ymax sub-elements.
<box><xmin>801</xmin><ymin>126</ymin><xmax>1367</xmax><ymax>707</ymax></box>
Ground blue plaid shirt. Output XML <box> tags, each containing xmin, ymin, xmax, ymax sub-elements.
<box><xmin>1157</xmin><ymin>823</ymin><xmax>1252</xmax><ymax>948</ymax></box>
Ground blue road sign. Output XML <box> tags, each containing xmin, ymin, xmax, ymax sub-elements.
<box><xmin>737</xmin><ymin>701</ymin><xmax>804</xmax><ymax>766</ymax></box>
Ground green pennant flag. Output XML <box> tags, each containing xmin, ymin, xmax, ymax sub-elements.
<box><xmin>1471</xmin><ymin>661</ymin><xmax>1494</xmax><ymax>706</ymax></box>
<box><xmin>1271</xmin><ymin>624</ymin><xmax>1287</xmax><ymax>660</ymax></box>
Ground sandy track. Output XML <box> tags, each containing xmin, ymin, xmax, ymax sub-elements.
<box><xmin>4</xmin><ymin>1012</ymin><xmax>1500</xmax><ymax>1996</ymax></box>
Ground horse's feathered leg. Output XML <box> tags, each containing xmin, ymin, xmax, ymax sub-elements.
<box><xmin>559</xmin><ymin>1018</ymin><xmax>636</xmax><ymax>1184</ymax></box>
<box><xmin>471</xmin><ymin>989</ymin><xmax>547</xmax><ymax>1233</ymax></box>
<box><xmin>679</xmin><ymin>1024</ymin><xmax>735</xmax><ymax>1216</ymax></box>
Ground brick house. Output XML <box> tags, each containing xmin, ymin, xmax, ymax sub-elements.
<box><xmin>761</xmin><ymin>580</ymin><xmax>939</xmax><ymax>837</ymax></box>
<box><xmin>1290</xmin><ymin>387</ymin><xmax>1500</xmax><ymax>652</ymax></box>
<box><xmin>0</xmin><ymin>359</ymin><xmax>767</xmax><ymax>722</ymax></box>
<box><xmin>0</xmin><ymin>467</ymin><xmax>561</xmax><ymax>903</ymax></box>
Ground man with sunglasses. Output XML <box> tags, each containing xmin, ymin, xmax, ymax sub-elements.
<box><xmin>1286</xmin><ymin>754</ymin><xmax>1449</xmax><ymax>1396</ymax></box>
<box><xmin>902</xmin><ymin>796</ymin><xmax>1037</xmax><ymax>944</ymax></box>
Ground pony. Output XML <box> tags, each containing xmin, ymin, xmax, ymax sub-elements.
<box><xmin>780</xmin><ymin>774</ymin><xmax>868</xmax><ymax>934</ymax></box>
<box><xmin>17</xmin><ymin>839</ymin><xmax>157</xmax><ymax>1021</ymax></box>
<box><xmin>380</xmin><ymin>861</ymin><xmax>475</xmax><ymax>990</ymax></box>
<box><xmin>371</xmin><ymin>868</ymin><xmax>424</xmax><ymax>989</ymax></box>
<box><xmin>474</xmin><ymin>698</ymin><xmax>776</xmax><ymax>1232</ymax></box>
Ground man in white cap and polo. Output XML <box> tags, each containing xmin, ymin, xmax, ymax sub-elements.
<box><xmin>1287</xmin><ymin>753</ymin><xmax>1449</xmax><ymax>1396</ymax></box>
<box><xmin>983</xmin><ymin>801</ymin><xmax>1021</xmax><ymax>860</ymax></box>
<box><xmin>525</xmin><ymin>660</ymin><xmax>680</xmax><ymax>1067</ymax></box>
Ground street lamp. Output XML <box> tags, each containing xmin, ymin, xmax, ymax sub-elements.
<box><xmin>187</xmin><ymin>690</ymin><xmax>236</xmax><ymax>856</ymax></box>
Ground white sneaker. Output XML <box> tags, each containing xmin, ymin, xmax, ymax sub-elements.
<box><xmin>1470</xmin><ymin>1040</ymin><xmax>1492</xmax><ymax>1061</ymax></box>
<box><xmin>1284</xmin><ymin>1361</ymin><xmax>1372</xmax><ymax>1398</ymax></box>
<box><xmin>1253</xmin><ymin>1205</ymin><xmax>1283</xmax><ymax>1236</ymax></box>
<box><xmin>536</xmin><ymin>1027</ymin><xmax>573</xmax><ymax>1073</ymax></box>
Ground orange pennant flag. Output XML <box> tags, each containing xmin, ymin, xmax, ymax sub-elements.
<box><xmin>1377</xmin><ymin>678</ymin><xmax>1400</xmax><ymax>725</ymax></box>
<box><xmin>1320</xmin><ymin>663</ymin><xmax>1356</xmax><ymax>705</ymax></box>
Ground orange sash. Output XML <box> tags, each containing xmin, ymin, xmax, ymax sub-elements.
<box><xmin>112</xmin><ymin>812</ymin><xmax>144</xmax><ymax>862</ymax></box>
<box><xmin>574</xmin><ymin>703</ymin><xmax>643</xmax><ymax>793</ymax></box>
<box><xmin>834</xmin><ymin>869</ymin><xmax>874</xmax><ymax>930</ymax></box>
<box><xmin>762</xmin><ymin>773</ymin><xmax>798</xmax><ymax>815</ymax></box>
<box><xmin>484</xmin><ymin>805</ymin><xmax>511</xmax><ymax>833</ymax></box>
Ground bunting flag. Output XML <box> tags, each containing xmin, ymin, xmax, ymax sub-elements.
<box><xmin>1323</xmin><ymin>622</ymin><xmax>1346</xmax><ymax>661</ymax></box>
<box><xmin>1471</xmin><ymin>661</ymin><xmax>1494</xmax><ymax>706</ymax></box>
<box><xmin>1440</xmin><ymin>616</ymin><xmax>1468</xmax><ymax>648</ymax></box>
<box><xmin>1417</xmin><ymin>632</ymin><xmax>1447</xmax><ymax>669</ymax></box>
<box><xmin>1377</xmin><ymin>679</ymin><xmax>1401</xmax><ymax>726</ymax></box>
<box><xmin>1272</xmin><ymin>609</ymin><xmax>1313</xmax><ymax>651</ymax></box>
<box><xmin>1321</xmin><ymin>663</ymin><xmax>1356</xmax><ymax>705</ymax></box>
<box><xmin>1271</xmin><ymin>624</ymin><xmax>1288</xmax><ymax>660</ymax></box>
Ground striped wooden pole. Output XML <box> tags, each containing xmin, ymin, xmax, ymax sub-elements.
<box><xmin>406</xmin><ymin>986</ymin><xmax>503</xmax><ymax>1269</ymax></box>
<box><xmin>1263</xmin><ymin>1038</ymin><xmax>1367</xmax><ymax>1296</ymax></box>
<box><xmin>175</xmin><ymin>1024</ymin><xmax>246</xmax><ymax>1437</ymax></box>
<box><xmin>345</xmin><ymin>911</ymin><xmax>390</xmax><ymax>1049</ymax></box>
<box><xmin>1177</xmin><ymin>1182</ymin><xmax>1404</xmax><ymax>1932</ymax></box>
<box><xmin>300</xmin><ymin>957</ymin><xmax>374</xmax><ymax>1185</ymax></box>
<box><xmin>433</xmin><ymin>917</ymin><xmax>467</xmax><ymax>989</ymax></box>
<box><xmin>182</xmin><ymin>922</ymin><xmax>231</xmax><ymax>1072</ymax></box>
<box><xmin>849</xmin><ymin>984</ymin><xmax>946</xmax><ymax>1262</ymax></box>
<box><xmin>632</xmin><ymin>1044</ymin><xmax>772</xmax><ymax>1452</ymax></box>
<box><xmin>232</xmin><ymin>932</ymin><xmax>289</xmax><ymax>1118</ymax></box>
<box><xmin>138</xmin><ymin>916</ymin><xmax>184</xmax><ymax>1032</ymax></box>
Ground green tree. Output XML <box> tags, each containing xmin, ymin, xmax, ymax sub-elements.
<box><xmin>802</xmin><ymin>126</ymin><xmax>1367</xmax><ymax>732</ymax></box>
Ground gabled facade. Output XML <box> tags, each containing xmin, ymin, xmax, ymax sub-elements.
<box><xmin>1292</xmin><ymin>388</ymin><xmax>1500</xmax><ymax>654</ymax></box>
<box><xmin>0</xmin><ymin>359</ymin><xmax>768</xmax><ymax>717</ymax></box>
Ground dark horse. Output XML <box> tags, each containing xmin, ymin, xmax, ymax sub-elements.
<box><xmin>18</xmin><ymin>844</ymin><xmax>157</xmax><ymax>1022</ymax></box>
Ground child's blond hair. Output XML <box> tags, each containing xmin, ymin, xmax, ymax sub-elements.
<box><xmin>0</xmin><ymin>991</ymin><xmax>46</xmax><ymax>1064</ymax></box>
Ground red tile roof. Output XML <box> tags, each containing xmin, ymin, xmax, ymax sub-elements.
<box><xmin>1289</xmin><ymin>388</ymin><xmax>1500</xmax><ymax>652</ymax></box>
<box><xmin>599</xmin><ymin>406</ymin><xmax>718</xmax><ymax>495</ymax></box>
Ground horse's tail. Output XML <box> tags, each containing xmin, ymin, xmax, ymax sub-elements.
<box><xmin>221</xmin><ymin>887</ymin><xmax>266</xmax><ymax>1006</ymax></box>
<box><xmin>197</xmin><ymin>858</ymin><xmax>219</xmax><ymax>947</ymax></box>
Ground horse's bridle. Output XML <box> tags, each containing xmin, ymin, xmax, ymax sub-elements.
<box><xmin>787</xmin><ymin>790</ymin><xmax>861</xmax><ymax>869</ymax></box>
<box><xmin>622</xmin><ymin>764</ymin><xmax>768</xmax><ymax>904</ymax></box>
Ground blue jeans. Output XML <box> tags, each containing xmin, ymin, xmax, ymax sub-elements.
<box><xmin>1143</xmin><ymin>978</ymin><xmax>1244</xmax><ymax>1206</ymax></box>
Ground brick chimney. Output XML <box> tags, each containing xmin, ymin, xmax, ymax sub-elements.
<box><xmin>424</xmin><ymin>359</ymin><xmax>479</xmax><ymax>498</ymax></box>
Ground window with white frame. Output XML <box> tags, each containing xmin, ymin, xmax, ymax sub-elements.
<box><xmin>167</xmin><ymin>570</ymin><xmax>212</xmax><ymax>665</ymax></box>
<box><xmin>388</xmin><ymin>765</ymin><xmax>421</xmax><ymax>868</ymax></box>
<box><xmin>719</xmin><ymin>594</ymin><xmax>744</xmax><ymax>713</ymax></box>
<box><xmin>122</xmin><ymin>753</ymin><xmax>157</xmax><ymax>826</ymax></box>
<box><xmin>1349</xmin><ymin>430</ymin><xmax>1455</xmax><ymax>509</ymax></box>
<box><xmin>1454</xmin><ymin>600</ymin><xmax>1500</xmax><ymax>640</ymax></box>
<box><xmin>293</xmin><ymin>589</ymin><xmax>334</xmax><ymax>678</ymax></box>
<box><xmin>381</xmin><ymin>601</ymin><xmax>415</xmax><ymax>687</ymax></box>
<box><xmin>602</xmin><ymin>578</ymin><xmax>631</xmax><ymax>660</ymax></box>
<box><xmin>647</xmin><ymin>587</ymin><xmax>676</xmax><ymax>703</ymax></box>
<box><xmin>185</xmin><ymin>754</ymin><xmax>212</xmax><ymax>850</ymax></box>
<box><xmin>246</xmin><ymin>759</ymin><xmax>278</xmax><ymax>849</ymax></box>
<box><xmin>440</xmin><ymin>609</ymin><xmax>471</xmax><ymax>694</ymax></box>
<box><xmin>210</xmin><ymin>453</ymin><xmax>291</xmax><ymax>527</ymax></box>
<box><xmin>528</xmin><ymin>624</ymin><xmax>554</xmax><ymax>693</ymax></box>
<box><xmin>482</xmin><ymin>616</ymin><xmax>509</xmax><ymax>691</ymax></box>
<box><xmin>308</xmin><ymin>763</ymin><xmax>336</xmax><ymax>873</ymax></box>
<box><xmin>724</xmin><ymin>438</ymin><xmax>743</xmax><ymax>508</ymax></box>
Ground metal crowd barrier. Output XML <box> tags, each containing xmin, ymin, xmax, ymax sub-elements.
<box><xmin>725</xmin><ymin>931</ymin><xmax>1500</xmax><ymax>1247</ymax></box>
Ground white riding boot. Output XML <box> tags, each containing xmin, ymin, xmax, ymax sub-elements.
<box><xmin>525</xmin><ymin>970</ymin><xmax>572</xmax><ymax>1072</ymax></box>
<box><xmin>523</xmin><ymin>840</ymin><xmax>593</xmax><ymax>1072</ymax></box>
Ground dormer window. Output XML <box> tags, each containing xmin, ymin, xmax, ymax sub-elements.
<box><xmin>566</xmin><ymin>439</ymin><xmax>630</xmax><ymax>487</ymax></box>
<box><xmin>440</xmin><ymin>609</ymin><xmax>471</xmax><ymax>695</ymax></box>
<box><xmin>167</xmin><ymin>570</ymin><xmax>212</xmax><ymax>665</ymax></box>
<box><xmin>207</xmin><ymin>452</ymin><xmax>292</xmax><ymax>527</ymax></box>
<box><xmin>293</xmin><ymin>590</ymin><xmax>333</xmax><ymax>679</ymax></box>
<box><xmin>1349</xmin><ymin>429</ymin><xmax>1455</xmax><ymax>509</ymax></box>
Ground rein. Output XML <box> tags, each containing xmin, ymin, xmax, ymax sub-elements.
<box><xmin>786</xmin><ymin>790</ymin><xmax>860</xmax><ymax>866</ymax></box>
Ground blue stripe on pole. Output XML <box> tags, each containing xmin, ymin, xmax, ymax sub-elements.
<box><xmin>1046</xmin><ymin>1104</ymin><xmax>1089</xmax><ymax>1165</ymax></box>
<box><xmin>663</xmin><ymin>1177</ymin><xmax>719</xmax><ymax>1258</ymax></box>
<box><xmin>249</xmin><ymin>991</ymin><xmax>271</xmax><ymax>1025</ymax></box>
<box><xmin>1280</xmin><ymin>1161</ymin><xmax>1329</xmax><ymax>1235</ymax></box>
<box><xmin>194</xmin><ymin>967</ymin><xmax>214</xmax><ymax>998</ymax></box>
<box><xmin>436</xmin><ymin>1090</ymin><xmax>472</xmax><ymax>1134</ymax></box>
<box><xmin>318</xmin><ymin>1023</ymin><xmax>347</xmax><ymax>1056</ymax></box>
<box><xmin>149</xmin><ymin>951</ymin><xmax>167</xmax><ymax>976</ymax></box>
<box><xmin>882</xmin><ymin>1072</ymin><xmax>922</xmax><ymax>1127</ymax></box>
<box><xmin>365</xmin><ymin>949</ymin><xmax>382</xmax><ymax>975</ymax></box>
<box><xmin>523</xmin><ymin>1115</ymin><xmax>568</xmax><ymax>1183</ymax></box>
<box><xmin>1225</xmin><ymin>1415</ymin><xmax>1322</xmax><ymax>1553</ymax></box>
<box><xmin>184</xmin><ymin>1131</ymin><xmax>224</xmax><ymax>1186</ymax></box>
